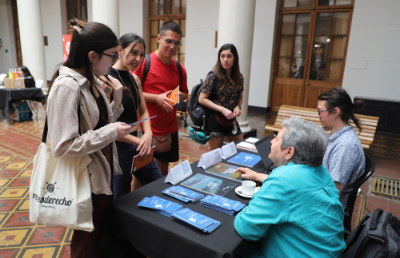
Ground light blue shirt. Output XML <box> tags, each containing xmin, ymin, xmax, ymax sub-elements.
<box><xmin>234</xmin><ymin>162</ymin><xmax>345</xmax><ymax>258</ymax></box>
<box><xmin>323</xmin><ymin>125</ymin><xmax>365</xmax><ymax>208</ymax></box>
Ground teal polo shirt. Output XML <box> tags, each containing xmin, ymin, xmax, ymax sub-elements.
<box><xmin>234</xmin><ymin>162</ymin><xmax>346</xmax><ymax>258</ymax></box>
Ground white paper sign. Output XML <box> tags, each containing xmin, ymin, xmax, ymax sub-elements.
<box><xmin>221</xmin><ymin>142</ymin><xmax>237</xmax><ymax>159</ymax></box>
<box><xmin>198</xmin><ymin>149</ymin><xmax>222</xmax><ymax>169</ymax></box>
<box><xmin>164</xmin><ymin>160</ymin><xmax>193</xmax><ymax>185</ymax></box>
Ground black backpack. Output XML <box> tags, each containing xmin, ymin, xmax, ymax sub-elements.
<box><xmin>344</xmin><ymin>208</ymin><xmax>400</xmax><ymax>258</ymax></box>
<box><xmin>142</xmin><ymin>54</ymin><xmax>182</xmax><ymax>86</ymax></box>
<box><xmin>188</xmin><ymin>71</ymin><xmax>219</xmax><ymax>127</ymax></box>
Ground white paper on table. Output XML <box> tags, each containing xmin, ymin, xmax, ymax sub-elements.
<box><xmin>164</xmin><ymin>160</ymin><xmax>193</xmax><ymax>185</ymax></box>
<box><xmin>245</xmin><ymin>137</ymin><xmax>259</xmax><ymax>144</ymax></box>
<box><xmin>198</xmin><ymin>148</ymin><xmax>222</xmax><ymax>169</ymax></box>
<box><xmin>221</xmin><ymin>141</ymin><xmax>237</xmax><ymax>159</ymax></box>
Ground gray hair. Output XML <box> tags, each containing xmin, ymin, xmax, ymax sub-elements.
<box><xmin>281</xmin><ymin>116</ymin><xmax>329</xmax><ymax>167</ymax></box>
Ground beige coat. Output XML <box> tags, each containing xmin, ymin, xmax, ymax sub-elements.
<box><xmin>46</xmin><ymin>66</ymin><xmax>123</xmax><ymax>195</ymax></box>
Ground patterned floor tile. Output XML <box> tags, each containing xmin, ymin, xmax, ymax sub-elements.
<box><xmin>0</xmin><ymin>199</ymin><xmax>21</xmax><ymax>212</ymax></box>
<box><xmin>0</xmin><ymin>178</ymin><xmax>12</xmax><ymax>187</ymax></box>
<box><xmin>2</xmin><ymin>212</ymin><xmax>34</xmax><ymax>228</ymax></box>
<box><xmin>15</xmin><ymin>199</ymin><xmax>29</xmax><ymax>212</ymax></box>
<box><xmin>0</xmin><ymin>228</ymin><xmax>33</xmax><ymax>248</ymax></box>
<box><xmin>19</xmin><ymin>170</ymin><xmax>32</xmax><ymax>178</ymax></box>
<box><xmin>0</xmin><ymin>156</ymin><xmax>13</xmax><ymax>162</ymax></box>
<box><xmin>25</xmin><ymin>227</ymin><xmax>66</xmax><ymax>246</ymax></box>
<box><xmin>58</xmin><ymin>245</ymin><xmax>70</xmax><ymax>258</ymax></box>
<box><xmin>63</xmin><ymin>229</ymin><xmax>72</xmax><ymax>244</ymax></box>
<box><xmin>0</xmin><ymin>189</ymin><xmax>29</xmax><ymax>199</ymax></box>
<box><xmin>0</xmin><ymin>248</ymin><xmax>20</xmax><ymax>258</ymax></box>
<box><xmin>8</xmin><ymin>179</ymin><xmax>30</xmax><ymax>188</ymax></box>
<box><xmin>0</xmin><ymin>170</ymin><xmax>21</xmax><ymax>178</ymax></box>
<box><xmin>17</xmin><ymin>245</ymin><xmax>60</xmax><ymax>258</ymax></box>
<box><xmin>0</xmin><ymin>212</ymin><xmax>9</xmax><ymax>225</ymax></box>
<box><xmin>3</xmin><ymin>163</ymin><xmax>28</xmax><ymax>171</ymax></box>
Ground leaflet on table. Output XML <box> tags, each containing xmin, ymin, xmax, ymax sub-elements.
<box><xmin>180</xmin><ymin>173</ymin><xmax>237</xmax><ymax>196</ymax></box>
<box><xmin>138</xmin><ymin>196</ymin><xmax>183</xmax><ymax>217</ymax></box>
<box><xmin>220</xmin><ymin>141</ymin><xmax>237</xmax><ymax>159</ymax></box>
<box><xmin>205</xmin><ymin>163</ymin><xmax>242</xmax><ymax>181</ymax></box>
<box><xmin>164</xmin><ymin>160</ymin><xmax>193</xmax><ymax>185</ymax></box>
<box><xmin>227</xmin><ymin>152</ymin><xmax>262</xmax><ymax>167</ymax></box>
<box><xmin>198</xmin><ymin>149</ymin><xmax>222</xmax><ymax>169</ymax></box>
<box><xmin>172</xmin><ymin>208</ymin><xmax>221</xmax><ymax>233</ymax></box>
<box><xmin>245</xmin><ymin>137</ymin><xmax>259</xmax><ymax>144</ymax></box>
<box><xmin>200</xmin><ymin>195</ymin><xmax>245</xmax><ymax>215</ymax></box>
<box><xmin>162</xmin><ymin>186</ymin><xmax>204</xmax><ymax>203</ymax></box>
<box><xmin>236</xmin><ymin>142</ymin><xmax>257</xmax><ymax>153</ymax></box>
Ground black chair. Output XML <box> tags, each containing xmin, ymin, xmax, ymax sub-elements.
<box><xmin>342</xmin><ymin>153</ymin><xmax>375</xmax><ymax>232</ymax></box>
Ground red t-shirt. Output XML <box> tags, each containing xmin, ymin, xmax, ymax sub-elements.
<box><xmin>133</xmin><ymin>52</ymin><xmax>188</xmax><ymax>136</ymax></box>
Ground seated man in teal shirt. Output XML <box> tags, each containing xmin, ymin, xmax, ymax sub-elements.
<box><xmin>234</xmin><ymin>116</ymin><xmax>346</xmax><ymax>258</ymax></box>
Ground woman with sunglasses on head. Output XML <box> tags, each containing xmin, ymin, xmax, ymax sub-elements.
<box><xmin>198</xmin><ymin>43</ymin><xmax>244</xmax><ymax>150</ymax></box>
<box><xmin>101</xmin><ymin>33</ymin><xmax>161</xmax><ymax>196</ymax></box>
<box><xmin>45</xmin><ymin>19</ymin><xmax>132</xmax><ymax>257</ymax></box>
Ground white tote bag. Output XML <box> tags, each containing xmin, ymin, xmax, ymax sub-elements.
<box><xmin>29</xmin><ymin>142</ymin><xmax>94</xmax><ymax>232</ymax></box>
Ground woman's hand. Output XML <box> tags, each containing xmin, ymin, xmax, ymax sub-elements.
<box><xmin>112</xmin><ymin>122</ymin><xmax>132</xmax><ymax>138</ymax></box>
<box><xmin>236</xmin><ymin>167</ymin><xmax>268</xmax><ymax>183</ymax></box>
<box><xmin>234</xmin><ymin>106</ymin><xmax>241</xmax><ymax>117</ymax></box>
<box><xmin>156</xmin><ymin>90</ymin><xmax>175</xmax><ymax>113</ymax></box>
<box><xmin>221</xmin><ymin>107</ymin><xmax>235</xmax><ymax>120</ymax></box>
<box><xmin>107</xmin><ymin>75</ymin><xmax>124</xmax><ymax>106</ymax></box>
<box><xmin>136</xmin><ymin>131</ymin><xmax>153</xmax><ymax>161</ymax></box>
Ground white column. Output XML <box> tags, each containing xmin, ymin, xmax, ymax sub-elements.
<box><xmin>92</xmin><ymin>0</ymin><xmax>120</xmax><ymax>37</ymax></box>
<box><xmin>17</xmin><ymin>0</ymin><xmax>47</xmax><ymax>89</ymax></box>
<box><xmin>217</xmin><ymin>0</ymin><xmax>256</xmax><ymax>133</ymax></box>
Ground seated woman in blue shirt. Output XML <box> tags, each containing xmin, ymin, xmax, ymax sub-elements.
<box><xmin>234</xmin><ymin>116</ymin><xmax>346</xmax><ymax>258</ymax></box>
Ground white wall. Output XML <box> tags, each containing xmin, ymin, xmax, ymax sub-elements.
<box><xmin>40</xmin><ymin>0</ymin><xmax>63</xmax><ymax>81</ymax></box>
<box><xmin>119</xmin><ymin>0</ymin><xmax>147</xmax><ymax>42</ymax></box>
<box><xmin>343</xmin><ymin>0</ymin><xmax>400</xmax><ymax>101</ymax></box>
<box><xmin>0</xmin><ymin>0</ymin><xmax>18</xmax><ymax>74</ymax></box>
<box><xmin>185</xmin><ymin>0</ymin><xmax>277</xmax><ymax>108</ymax></box>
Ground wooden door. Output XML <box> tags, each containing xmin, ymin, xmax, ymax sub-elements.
<box><xmin>270</xmin><ymin>0</ymin><xmax>354</xmax><ymax>112</ymax></box>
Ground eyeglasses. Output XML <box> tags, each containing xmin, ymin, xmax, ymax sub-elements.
<box><xmin>102</xmin><ymin>53</ymin><xmax>119</xmax><ymax>64</ymax></box>
<box><xmin>318</xmin><ymin>109</ymin><xmax>330</xmax><ymax>116</ymax></box>
<box><xmin>163</xmin><ymin>38</ymin><xmax>182</xmax><ymax>47</ymax></box>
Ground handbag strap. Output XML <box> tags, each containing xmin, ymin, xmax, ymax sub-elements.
<box><xmin>42</xmin><ymin>75</ymin><xmax>81</xmax><ymax>143</ymax></box>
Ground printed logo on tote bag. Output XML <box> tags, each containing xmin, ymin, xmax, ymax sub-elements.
<box><xmin>32</xmin><ymin>182</ymin><xmax>74</xmax><ymax>208</ymax></box>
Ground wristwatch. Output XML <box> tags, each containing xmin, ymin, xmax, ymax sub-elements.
<box><xmin>237</xmin><ymin>105</ymin><xmax>241</xmax><ymax>110</ymax></box>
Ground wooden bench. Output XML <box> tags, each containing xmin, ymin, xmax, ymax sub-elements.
<box><xmin>176</xmin><ymin>93</ymin><xmax>191</xmax><ymax>127</ymax></box>
<box><xmin>265</xmin><ymin>105</ymin><xmax>379</xmax><ymax>149</ymax></box>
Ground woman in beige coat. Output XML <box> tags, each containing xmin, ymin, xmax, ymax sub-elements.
<box><xmin>46</xmin><ymin>20</ymin><xmax>132</xmax><ymax>258</ymax></box>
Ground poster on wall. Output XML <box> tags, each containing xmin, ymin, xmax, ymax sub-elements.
<box><xmin>63</xmin><ymin>35</ymin><xmax>72</xmax><ymax>61</ymax></box>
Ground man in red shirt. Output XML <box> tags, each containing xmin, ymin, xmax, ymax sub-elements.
<box><xmin>134</xmin><ymin>21</ymin><xmax>188</xmax><ymax>176</ymax></box>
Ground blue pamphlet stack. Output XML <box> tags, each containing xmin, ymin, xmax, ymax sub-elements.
<box><xmin>138</xmin><ymin>196</ymin><xmax>183</xmax><ymax>217</ymax></box>
<box><xmin>162</xmin><ymin>186</ymin><xmax>204</xmax><ymax>203</ymax></box>
<box><xmin>200</xmin><ymin>195</ymin><xmax>246</xmax><ymax>215</ymax></box>
<box><xmin>172</xmin><ymin>208</ymin><xmax>221</xmax><ymax>233</ymax></box>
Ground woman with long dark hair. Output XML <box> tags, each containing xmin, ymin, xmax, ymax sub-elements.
<box><xmin>45</xmin><ymin>19</ymin><xmax>131</xmax><ymax>257</ymax></box>
<box><xmin>198</xmin><ymin>43</ymin><xmax>244</xmax><ymax>150</ymax></box>
<box><xmin>101</xmin><ymin>33</ymin><xmax>161</xmax><ymax>195</ymax></box>
<box><xmin>17</xmin><ymin>66</ymin><xmax>35</xmax><ymax>88</ymax></box>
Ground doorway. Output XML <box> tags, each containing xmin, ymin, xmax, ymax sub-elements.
<box><xmin>270</xmin><ymin>0</ymin><xmax>354</xmax><ymax>111</ymax></box>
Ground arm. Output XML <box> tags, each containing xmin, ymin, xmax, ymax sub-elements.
<box><xmin>335</xmin><ymin>182</ymin><xmax>345</xmax><ymax>195</ymax></box>
<box><xmin>47</xmin><ymin>82</ymin><xmax>129</xmax><ymax>158</ymax></box>
<box><xmin>234</xmin><ymin>175</ymin><xmax>289</xmax><ymax>241</ymax></box>
<box><xmin>233</xmin><ymin>92</ymin><xmax>243</xmax><ymax>117</ymax></box>
<box><xmin>143</xmin><ymin>91</ymin><xmax>174</xmax><ymax>113</ymax></box>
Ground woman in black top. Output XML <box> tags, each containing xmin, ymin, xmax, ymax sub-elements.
<box><xmin>17</xmin><ymin>66</ymin><xmax>36</xmax><ymax>88</ymax></box>
<box><xmin>199</xmin><ymin>44</ymin><xmax>244</xmax><ymax>150</ymax></box>
<box><xmin>104</xmin><ymin>33</ymin><xmax>161</xmax><ymax>196</ymax></box>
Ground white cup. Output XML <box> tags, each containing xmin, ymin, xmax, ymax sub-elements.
<box><xmin>242</xmin><ymin>180</ymin><xmax>256</xmax><ymax>195</ymax></box>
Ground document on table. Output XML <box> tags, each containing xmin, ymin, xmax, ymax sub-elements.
<box><xmin>164</xmin><ymin>160</ymin><xmax>193</xmax><ymax>185</ymax></box>
<box><xmin>221</xmin><ymin>142</ymin><xmax>237</xmax><ymax>159</ymax></box>
<box><xmin>198</xmin><ymin>148</ymin><xmax>222</xmax><ymax>169</ymax></box>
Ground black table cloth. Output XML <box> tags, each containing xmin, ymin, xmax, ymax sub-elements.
<box><xmin>0</xmin><ymin>88</ymin><xmax>45</xmax><ymax>115</ymax></box>
<box><xmin>98</xmin><ymin>151</ymin><xmax>268</xmax><ymax>258</ymax></box>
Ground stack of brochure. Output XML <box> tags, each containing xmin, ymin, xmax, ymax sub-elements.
<box><xmin>162</xmin><ymin>186</ymin><xmax>204</xmax><ymax>203</ymax></box>
<box><xmin>200</xmin><ymin>195</ymin><xmax>246</xmax><ymax>215</ymax></box>
<box><xmin>172</xmin><ymin>208</ymin><xmax>221</xmax><ymax>233</ymax></box>
<box><xmin>138</xmin><ymin>196</ymin><xmax>183</xmax><ymax>217</ymax></box>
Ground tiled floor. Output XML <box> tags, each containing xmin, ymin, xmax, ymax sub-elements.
<box><xmin>0</xmin><ymin>105</ymin><xmax>399</xmax><ymax>257</ymax></box>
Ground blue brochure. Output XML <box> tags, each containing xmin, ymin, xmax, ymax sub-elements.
<box><xmin>200</xmin><ymin>195</ymin><xmax>245</xmax><ymax>215</ymax></box>
<box><xmin>138</xmin><ymin>196</ymin><xmax>183</xmax><ymax>217</ymax></box>
<box><xmin>162</xmin><ymin>186</ymin><xmax>204</xmax><ymax>203</ymax></box>
<box><xmin>227</xmin><ymin>152</ymin><xmax>262</xmax><ymax>167</ymax></box>
<box><xmin>172</xmin><ymin>208</ymin><xmax>221</xmax><ymax>233</ymax></box>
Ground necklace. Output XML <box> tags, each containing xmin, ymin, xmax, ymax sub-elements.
<box><xmin>115</xmin><ymin>68</ymin><xmax>142</xmax><ymax>138</ymax></box>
